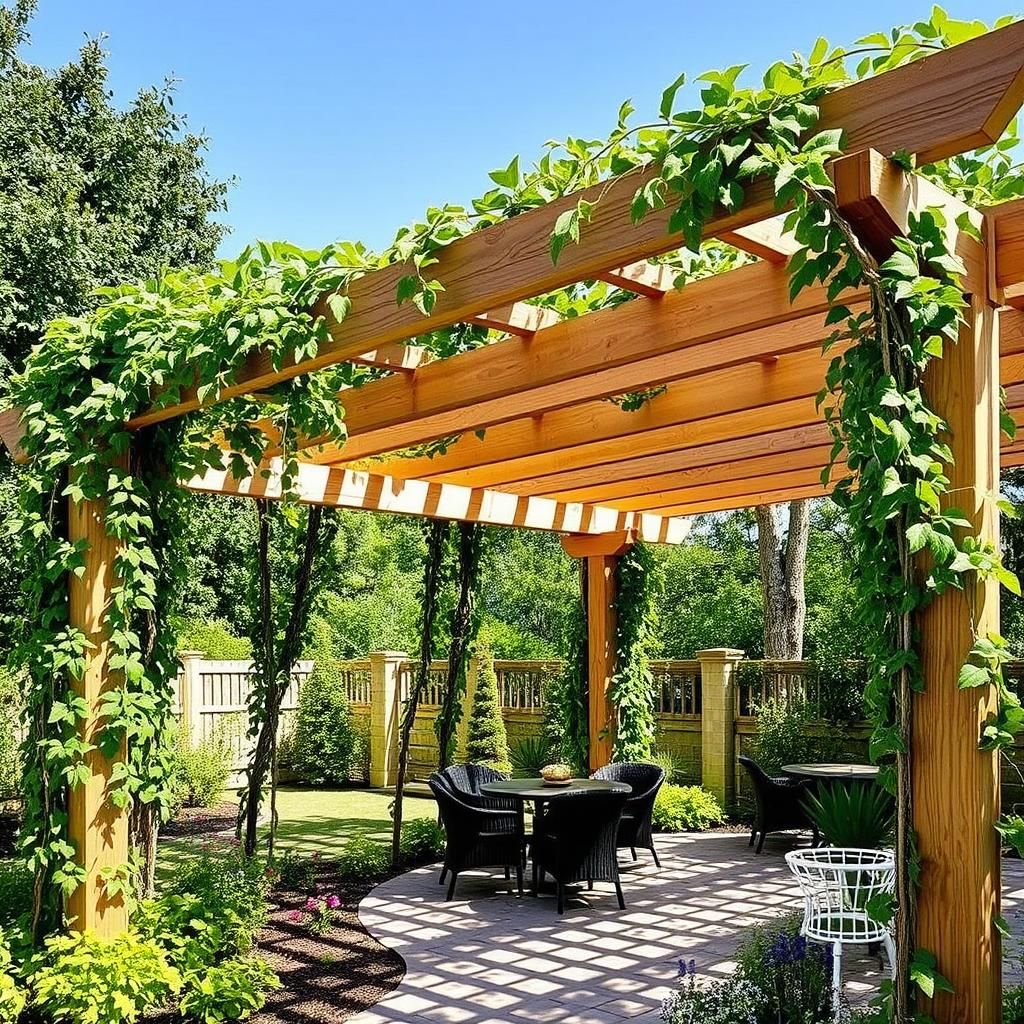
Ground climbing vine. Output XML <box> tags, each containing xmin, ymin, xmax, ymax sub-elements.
<box><xmin>610</xmin><ymin>542</ymin><xmax>663</xmax><ymax>762</ymax></box>
<box><xmin>4</xmin><ymin>24</ymin><xmax>1022</xmax><ymax>1022</ymax></box>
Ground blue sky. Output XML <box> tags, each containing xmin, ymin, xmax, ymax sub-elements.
<box><xmin>20</xmin><ymin>1</ymin><xmax>1019</xmax><ymax>257</ymax></box>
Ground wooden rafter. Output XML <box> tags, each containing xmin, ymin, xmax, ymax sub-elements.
<box><xmin>185</xmin><ymin>457</ymin><xmax>691</xmax><ymax>544</ymax></box>
<box><xmin>303</xmin><ymin>262</ymin><xmax>866</xmax><ymax>462</ymax></box>
<box><xmin>989</xmin><ymin>196</ymin><xmax>1024</xmax><ymax>309</ymax></box>
<box><xmin>122</xmin><ymin>21</ymin><xmax>1024</xmax><ymax>431</ymax></box>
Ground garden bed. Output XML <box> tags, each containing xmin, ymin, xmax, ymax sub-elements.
<box><xmin>253</xmin><ymin>860</ymin><xmax>404</xmax><ymax>1024</ymax></box>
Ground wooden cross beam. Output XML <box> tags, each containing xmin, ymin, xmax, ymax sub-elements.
<box><xmin>123</xmin><ymin>21</ymin><xmax>1024</xmax><ymax>430</ymax></box>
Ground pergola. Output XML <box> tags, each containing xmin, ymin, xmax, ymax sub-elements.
<box><xmin>4</xmin><ymin>21</ymin><xmax>1024</xmax><ymax>1022</ymax></box>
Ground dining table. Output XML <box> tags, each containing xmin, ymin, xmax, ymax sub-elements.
<box><xmin>479</xmin><ymin>777</ymin><xmax>632</xmax><ymax>889</ymax></box>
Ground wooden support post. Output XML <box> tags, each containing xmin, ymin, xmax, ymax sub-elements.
<box><xmin>66</xmin><ymin>491</ymin><xmax>129</xmax><ymax>936</ymax></box>
<box><xmin>368</xmin><ymin>652</ymin><xmax>406</xmax><ymax>788</ymax></box>
<box><xmin>913</xmin><ymin>293</ymin><xmax>1001</xmax><ymax>1022</ymax></box>
<box><xmin>561</xmin><ymin>530</ymin><xmax>636</xmax><ymax>771</ymax></box>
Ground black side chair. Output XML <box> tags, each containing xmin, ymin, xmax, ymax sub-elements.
<box><xmin>428</xmin><ymin>774</ymin><xmax>523</xmax><ymax>901</ymax></box>
<box><xmin>435</xmin><ymin>764</ymin><xmax>516</xmax><ymax>812</ymax></box>
<box><xmin>591</xmin><ymin>762</ymin><xmax>666</xmax><ymax>867</ymax></box>
<box><xmin>738</xmin><ymin>755</ymin><xmax>818</xmax><ymax>854</ymax></box>
<box><xmin>530</xmin><ymin>789</ymin><xmax>628</xmax><ymax>914</ymax></box>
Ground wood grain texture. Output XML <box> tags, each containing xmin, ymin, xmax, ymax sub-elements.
<box><xmin>125</xmin><ymin>21</ymin><xmax>1024</xmax><ymax>429</ymax></box>
<box><xmin>305</xmin><ymin>266</ymin><xmax>862</xmax><ymax>462</ymax></box>
<box><xmin>914</xmin><ymin>294</ymin><xmax>1001</xmax><ymax>1023</ymax></box>
<box><xmin>65</xmin><ymin>487</ymin><xmax>129</xmax><ymax>936</ymax></box>
<box><xmin>586</xmin><ymin>553</ymin><xmax>618</xmax><ymax>772</ymax></box>
<box><xmin>990</xmin><ymin>197</ymin><xmax>1024</xmax><ymax>308</ymax></box>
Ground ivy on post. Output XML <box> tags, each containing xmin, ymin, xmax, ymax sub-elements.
<box><xmin>561</xmin><ymin>529</ymin><xmax>637</xmax><ymax>771</ymax></box>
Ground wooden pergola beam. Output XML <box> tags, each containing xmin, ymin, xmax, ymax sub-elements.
<box><xmin>185</xmin><ymin>457</ymin><xmax>691</xmax><ymax>544</ymax></box>
<box><xmin>719</xmin><ymin>216</ymin><xmax>799</xmax><ymax>263</ymax></box>
<box><xmin>305</xmin><ymin>263</ymin><xmax>862</xmax><ymax>462</ymax></box>
<box><xmin>594</xmin><ymin>261</ymin><xmax>673</xmax><ymax>297</ymax></box>
<box><xmin>989</xmin><ymin>197</ymin><xmax>1024</xmax><ymax>309</ymax></box>
<box><xmin>124</xmin><ymin>21</ymin><xmax>1024</xmax><ymax>431</ymax></box>
<box><xmin>349</xmin><ymin>343</ymin><xmax>430</xmax><ymax>372</ymax></box>
<box><xmin>465</xmin><ymin>303</ymin><xmax>559</xmax><ymax>336</ymax></box>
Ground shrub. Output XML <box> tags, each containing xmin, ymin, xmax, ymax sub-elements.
<box><xmin>166</xmin><ymin>849</ymin><xmax>272</xmax><ymax>950</ymax></box>
<box><xmin>286</xmin><ymin>650</ymin><xmax>360</xmax><ymax>785</ymax></box>
<box><xmin>275</xmin><ymin>848</ymin><xmax>318</xmax><ymax>891</ymax></box>
<box><xmin>0</xmin><ymin>669</ymin><xmax>20</xmax><ymax>803</ymax></box>
<box><xmin>749</xmin><ymin>696</ymin><xmax>822</xmax><ymax>775</ymax></box>
<box><xmin>648</xmin><ymin>747</ymin><xmax>689</xmax><ymax>785</ymax></box>
<box><xmin>465</xmin><ymin>646</ymin><xmax>511</xmax><ymax>774</ymax></box>
<box><xmin>734</xmin><ymin>913</ymin><xmax>834</xmax><ymax>1023</ymax></box>
<box><xmin>652</xmin><ymin>785</ymin><xmax>724</xmax><ymax>832</ymax></box>
<box><xmin>0</xmin><ymin>861</ymin><xmax>31</xmax><ymax>928</ymax></box>
<box><xmin>170</xmin><ymin>724</ymin><xmax>235</xmax><ymax>812</ymax></box>
<box><xmin>0</xmin><ymin>928</ymin><xmax>26</xmax><ymax>1024</ymax></box>
<box><xmin>175</xmin><ymin>618</ymin><xmax>253</xmax><ymax>660</ymax></box>
<box><xmin>510</xmin><ymin>735</ymin><xmax>552</xmax><ymax>777</ymax></box>
<box><xmin>399</xmin><ymin>817</ymin><xmax>446</xmax><ymax>864</ymax></box>
<box><xmin>178</xmin><ymin>954</ymin><xmax>280</xmax><ymax>1024</ymax></box>
<box><xmin>28</xmin><ymin>930</ymin><xmax>181</xmax><ymax>1024</ymax></box>
<box><xmin>1005</xmin><ymin>984</ymin><xmax>1024</xmax><ymax>1024</ymax></box>
<box><xmin>804</xmin><ymin>781</ymin><xmax>894</xmax><ymax>849</ymax></box>
<box><xmin>336</xmin><ymin>837</ymin><xmax>390</xmax><ymax>881</ymax></box>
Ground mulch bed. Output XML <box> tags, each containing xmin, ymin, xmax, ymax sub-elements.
<box><xmin>254</xmin><ymin>861</ymin><xmax>404</xmax><ymax>1024</ymax></box>
<box><xmin>161</xmin><ymin>801</ymin><xmax>239</xmax><ymax>839</ymax></box>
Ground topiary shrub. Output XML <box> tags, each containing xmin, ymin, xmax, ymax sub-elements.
<box><xmin>399</xmin><ymin>817</ymin><xmax>446</xmax><ymax>865</ymax></box>
<box><xmin>464</xmin><ymin>646</ymin><xmax>511</xmax><ymax>774</ymax></box>
<box><xmin>286</xmin><ymin>650</ymin><xmax>359</xmax><ymax>786</ymax></box>
<box><xmin>336</xmin><ymin>837</ymin><xmax>390</xmax><ymax>881</ymax></box>
<box><xmin>652</xmin><ymin>784</ymin><xmax>724</xmax><ymax>832</ymax></box>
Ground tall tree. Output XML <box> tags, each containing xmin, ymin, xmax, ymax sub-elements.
<box><xmin>0</xmin><ymin>0</ymin><xmax>227</xmax><ymax>386</ymax></box>
<box><xmin>754</xmin><ymin>500</ymin><xmax>811</xmax><ymax>660</ymax></box>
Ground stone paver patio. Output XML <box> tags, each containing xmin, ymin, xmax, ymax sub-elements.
<box><xmin>349</xmin><ymin>831</ymin><xmax>1024</xmax><ymax>1024</ymax></box>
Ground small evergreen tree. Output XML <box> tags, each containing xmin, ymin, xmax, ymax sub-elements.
<box><xmin>465</xmin><ymin>645</ymin><xmax>511</xmax><ymax>773</ymax></box>
<box><xmin>287</xmin><ymin>637</ymin><xmax>359</xmax><ymax>786</ymax></box>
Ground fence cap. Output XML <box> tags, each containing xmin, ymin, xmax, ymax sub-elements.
<box><xmin>177</xmin><ymin>649</ymin><xmax>205</xmax><ymax>660</ymax></box>
<box><xmin>695</xmin><ymin>648</ymin><xmax>745</xmax><ymax>662</ymax></box>
<box><xmin>367</xmin><ymin>650</ymin><xmax>410</xmax><ymax>660</ymax></box>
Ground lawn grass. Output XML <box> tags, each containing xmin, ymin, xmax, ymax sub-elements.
<box><xmin>157</xmin><ymin>785</ymin><xmax>437</xmax><ymax>883</ymax></box>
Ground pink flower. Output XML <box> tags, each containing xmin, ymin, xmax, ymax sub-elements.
<box><xmin>326</xmin><ymin>895</ymin><xmax>340</xmax><ymax>910</ymax></box>
<box><xmin>288</xmin><ymin>911</ymin><xmax>302</xmax><ymax>923</ymax></box>
<box><xmin>304</xmin><ymin>897</ymin><xmax>319</xmax><ymax>911</ymax></box>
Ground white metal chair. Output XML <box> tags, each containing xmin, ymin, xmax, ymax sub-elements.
<box><xmin>785</xmin><ymin>847</ymin><xmax>896</xmax><ymax>1012</ymax></box>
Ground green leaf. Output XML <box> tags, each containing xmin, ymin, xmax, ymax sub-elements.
<box><xmin>660</xmin><ymin>72</ymin><xmax>687</xmax><ymax>119</ymax></box>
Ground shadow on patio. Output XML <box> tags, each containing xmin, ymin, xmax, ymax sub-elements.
<box><xmin>349</xmin><ymin>832</ymin><xmax>1024</xmax><ymax>1024</ymax></box>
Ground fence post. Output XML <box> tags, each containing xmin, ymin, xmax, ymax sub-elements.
<box><xmin>456</xmin><ymin>655</ymin><xmax>481</xmax><ymax>762</ymax></box>
<box><xmin>368</xmin><ymin>651</ymin><xmax>406</xmax><ymax>787</ymax></box>
<box><xmin>177</xmin><ymin>650</ymin><xmax>205</xmax><ymax>743</ymax></box>
<box><xmin>697</xmin><ymin>648</ymin><xmax>744</xmax><ymax>810</ymax></box>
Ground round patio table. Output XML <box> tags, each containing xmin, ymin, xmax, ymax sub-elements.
<box><xmin>480</xmin><ymin>778</ymin><xmax>632</xmax><ymax>897</ymax></box>
<box><xmin>782</xmin><ymin>763</ymin><xmax>879</xmax><ymax>782</ymax></box>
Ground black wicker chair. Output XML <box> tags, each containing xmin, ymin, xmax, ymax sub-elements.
<box><xmin>428</xmin><ymin>774</ymin><xmax>523</xmax><ymax>901</ymax></box>
<box><xmin>591</xmin><ymin>762</ymin><xmax>666</xmax><ymax>867</ymax></box>
<box><xmin>530</xmin><ymin>789</ymin><xmax>629</xmax><ymax>914</ymax></box>
<box><xmin>435</xmin><ymin>764</ymin><xmax>516</xmax><ymax>812</ymax></box>
<box><xmin>738</xmin><ymin>755</ymin><xmax>818</xmax><ymax>853</ymax></box>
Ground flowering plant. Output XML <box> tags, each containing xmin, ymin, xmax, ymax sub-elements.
<box><xmin>291</xmin><ymin>895</ymin><xmax>341</xmax><ymax>936</ymax></box>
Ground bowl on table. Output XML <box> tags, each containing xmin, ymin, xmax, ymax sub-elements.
<box><xmin>540</xmin><ymin>763</ymin><xmax>573</xmax><ymax>787</ymax></box>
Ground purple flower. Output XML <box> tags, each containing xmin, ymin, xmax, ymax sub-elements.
<box><xmin>304</xmin><ymin>897</ymin><xmax>319</xmax><ymax>911</ymax></box>
<box><xmin>326</xmin><ymin>895</ymin><xmax>341</xmax><ymax>910</ymax></box>
<box><xmin>288</xmin><ymin>911</ymin><xmax>302</xmax><ymax>923</ymax></box>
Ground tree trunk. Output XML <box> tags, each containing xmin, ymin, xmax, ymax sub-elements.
<box><xmin>436</xmin><ymin>523</ymin><xmax>484</xmax><ymax>772</ymax></box>
<box><xmin>241</xmin><ymin>502</ymin><xmax>325</xmax><ymax>858</ymax></box>
<box><xmin>754</xmin><ymin>500</ymin><xmax>810</xmax><ymax>660</ymax></box>
<box><xmin>392</xmin><ymin>519</ymin><xmax>448</xmax><ymax>865</ymax></box>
